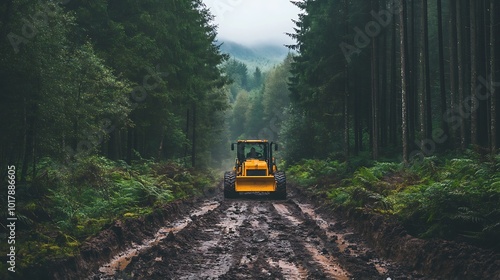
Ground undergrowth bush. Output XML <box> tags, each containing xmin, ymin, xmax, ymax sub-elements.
<box><xmin>1</xmin><ymin>155</ymin><xmax>217</xmax><ymax>273</ymax></box>
<box><xmin>287</xmin><ymin>159</ymin><xmax>348</xmax><ymax>187</ymax></box>
<box><xmin>287</xmin><ymin>154</ymin><xmax>500</xmax><ymax>251</ymax></box>
<box><xmin>38</xmin><ymin>156</ymin><xmax>181</xmax><ymax>236</ymax></box>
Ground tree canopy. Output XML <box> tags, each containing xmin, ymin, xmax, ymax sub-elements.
<box><xmin>0</xmin><ymin>0</ymin><xmax>229</xmax><ymax>177</ymax></box>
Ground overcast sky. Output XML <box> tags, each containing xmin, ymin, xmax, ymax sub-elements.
<box><xmin>202</xmin><ymin>0</ymin><xmax>301</xmax><ymax>46</ymax></box>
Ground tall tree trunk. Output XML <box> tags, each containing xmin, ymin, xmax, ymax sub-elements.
<box><xmin>343</xmin><ymin>0</ymin><xmax>350</xmax><ymax>159</ymax></box>
<box><xmin>21</xmin><ymin>77</ymin><xmax>39</xmax><ymax>182</ymax></box>
<box><xmin>21</xmin><ymin>98</ymin><xmax>29</xmax><ymax>184</ymax></box>
<box><xmin>31</xmin><ymin>109</ymin><xmax>37</xmax><ymax>180</ymax></box>
<box><xmin>470</xmin><ymin>0</ymin><xmax>478</xmax><ymax>146</ymax></box>
<box><xmin>490</xmin><ymin>0</ymin><xmax>496</xmax><ymax>152</ymax></box>
<box><xmin>456</xmin><ymin>0</ymin><xmax>466</xmax><ymax>149</ymax></box>
<box><xmin>371</xmin><ymin>28</ymin><xmax>379</xmax><ymax>160</ymax></box>
<box><xmin>344</xmin><ymin>70</ymin><xmax>350</xmax><ymax>159</ymax></box>
<box><xmin>380</xmin><ymin>21</ymin><xmax>388</xmax><ymax>148</ymax></box>
<box><xmin>423</xmin><ymin>0</ymin><xmax>432</xmax><ymax>141</ymax></box>
<box><xmin>157</xmin><ymin>127</ymin><xmax>164</xmax><ymax>160</ymax></box>
<box><xmin>73</xmin><ymin>86</ymin><xmax>82</xmax><ymax>151</ymax></box>
<box><xmin>448</xmin><ymin>0</ymin><xmax>457</xmax><ymax>146</ymax></box>
<box><xmin>437</xmin><ymin>0</ymin><xmax>448</xmax><ymax>143</ymax></box>
<box><xmin>418</xmin><ymin>0</ymin><xmax>427</xmax><ymax>147</ymax></box>
<box><xmin>126</xmin><ymin>128</ymin><xmax>133</xmax><ymax>164</ymax></box>
<box><xmin>0</xmin><ymin>0</ymin><xmax>13</xmax><ymax>38</ymax></box>
<box><xmin>482</xmin><ymin>0</ymin><xmax>490</xmax><ymax>147</ymax></box>
<box><xmin>390</xmin><ymin>16</ymin><xmax>398</xmax><ymax>145</ymax></box>
<box><xmin>117</xmin><ymin>130</ymin><xmax>122</xmax><ymax>160</ymax></box>
<box><xmin>191</xmin><ymin>104</ymin><xmax>196</xmax><ymax>167</ymax></box>
<box><xmin>107</xmin><ymin>132</ymin><xmax>114</xmax><ymax>159</ymax></box>
<box><xmin>408</xmin><ymin>0</ymin><xmax>416</xmax><ymax>148</ymax></box>
<box><xmin>354</xmin><ymin>79</ymin><xmax>360</xmax><ymax>154</ymax></box>
<box><xmin>400</xmin><ymin>0</ymin><xmax>409</xmax><ymax>163</ymax></box>
<box><xmin>371</xmin><ymin>0</ymin><xmax>379</xmax><ymax>160</ymax></box>
<box><xmin>184</xmin><ymin>108</ymin><xmax>190</xmax><ymax>163</ymax></box>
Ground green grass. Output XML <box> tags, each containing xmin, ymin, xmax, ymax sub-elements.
<box><xmin>287</xmin><ymin>153</ymin><xmax>500</xmax><ymax>251</ymax></box>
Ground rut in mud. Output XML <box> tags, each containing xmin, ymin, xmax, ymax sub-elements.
<box><xmin>91</xmin><ymin>191</ymin><xmax>423</xmax><ymax>280</ymax></box>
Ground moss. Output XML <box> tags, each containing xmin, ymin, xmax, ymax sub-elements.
<box><xmin>123</xmin><ymin>212</ymin><xmax>138</xmax><ymax>218</ymax></box>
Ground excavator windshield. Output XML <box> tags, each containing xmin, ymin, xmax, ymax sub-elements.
<box><xmin>237</xmin><ymin>142</ymin><xmax>268</xmax><ymax>161</ymax></box>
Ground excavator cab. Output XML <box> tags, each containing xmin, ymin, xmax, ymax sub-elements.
<box><xmin>224</xmin><ymin>140</ymin><xmax>286</xmax><ymax>199</ymax></box>
<box><xmin>237</xmin><ymin>142</ymin><xmax>267</xmax><ymax>161</ymax></box>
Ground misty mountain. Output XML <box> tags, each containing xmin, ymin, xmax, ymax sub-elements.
<box><xmin>218</xmin><ymin>40</ymin><xmax>290</xmax><ymax>71</ymax></box>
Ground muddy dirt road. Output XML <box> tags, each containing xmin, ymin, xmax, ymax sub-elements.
<box><xmin>89</xmin><ymin>190</ymin><xmax>426</xmax><ymax>280</ymax></box>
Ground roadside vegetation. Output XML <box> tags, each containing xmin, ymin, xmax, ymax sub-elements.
<box><xmin>0</xmin><ymin>156</ymin><xmax>217</xmax><ymax>276</ymax></box>
<box><xmin>287</xmin><ymin>152</ymin><xmax>500</xmax><ymax>252</ymax></box>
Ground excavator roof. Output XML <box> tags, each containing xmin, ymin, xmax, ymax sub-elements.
<box><xmin>237</xmin><ymin>140</ymin><xmax>268</xmax><ymax>143</ymax></box>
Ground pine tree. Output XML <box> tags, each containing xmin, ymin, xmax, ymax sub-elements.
<box><xmin>400</xmin><ymin>0</ymin><xmax>409</xmax><ymax>163</ymax></box>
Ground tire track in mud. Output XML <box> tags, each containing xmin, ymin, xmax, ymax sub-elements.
<box><xmin>95</xmin><ymin>200</ymin><xmax>221</xmax><ymax>279</ymax></box>
<box><xmin>272</xmin><ymin>202</ymin><xmax>350</xmax><ymax>279</ymax></box>
<box><xmin>92</xmin><ymin>192</ymin><xmax>423</xmax><ymax>279</ymax></box>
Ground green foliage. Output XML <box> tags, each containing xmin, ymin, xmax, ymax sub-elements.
<box><xmin>2</xmin><ymin>155</ymin><xmax>217</xmax><ymax>275</ymax></box>
<box><xmin>280</xmin><ymin>108</ymin><xmax>317</xmax><ymax>163</ymax></box>
<box><xmin>37</xmin><ymin>157</ymin><xmax>175</xmax><ymax>235</ymax></box>
<box><xmin>224</xmin><ymin>58</ymin><xmax>250</xmax><ymax>95</ymax></box>
<box><xmin>284</xmin><ymin>0</ymin><xmax>352</xmax><ymax>161</ymax></box>
<box><xmin>287</xmin><ymin>159</ymin><xmax>348</xmax><ymax>187</ymax></box>
<box><xmin>288</xmin><ymin>155</ymin><xmax>500</xmax><ymax>250</ymax></box>
<box><xmin>393</xmin><ymin>156</ymin><xmax>500</xmax><ymax>248</ymax></box>
<box><xmin>1</xmin><ymin>0</ymin><xmax>230</xmax><ymax>173</ymax></box>
<box><xmin>322</xmin><ymin>161</ymin><xmax>401</xmax><ymax>209</ymax></box>
<box><xmin>226</xmin><ymin>55</ymin><xmax>291</xmax><ymax>143</ymax></box>
<box><xmin>229</xmin><ymin>90</ymin><xmax>251</xmax><ymax>139</ymax></box>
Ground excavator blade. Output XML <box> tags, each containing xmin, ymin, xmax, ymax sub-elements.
<box><xmin>235</xmin><ymin>176</ymin><xmax>276</xmax><ymax>192</ymax></box>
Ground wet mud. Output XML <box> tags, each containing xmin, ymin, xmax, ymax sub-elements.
<box><xmin>89</xmin><ymin>192</ymin><xmax>423</xmax><ymax>279</ymax></box>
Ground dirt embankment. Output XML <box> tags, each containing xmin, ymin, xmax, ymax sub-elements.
<box><xmin>294</xmin><ymin>186</ymin><xmax>500</xmax><ymax>279</ymax></box>
<box><xmin>34</xmin><ymin>200</ymin><xmax>199</xmax><ymax>280</ymax></box>
<box><xmin>342</xmin><ymin>209</ymin><xmax>499</xmax><ymax>279</ymax></box>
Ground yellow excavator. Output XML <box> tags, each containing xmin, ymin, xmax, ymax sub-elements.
<box><xmin>224</xmin><ymin>140</ymin><xmax>286</xmax><ymax>199</ymax></box>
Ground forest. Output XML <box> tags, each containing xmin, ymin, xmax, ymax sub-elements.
<box><xmin>0</xmin><ymin>0</ymin><xmax>230</xmax><ymax>171</ymax></box>
<box><xmin>0</xmin><ymin>0</ymin><xmax>232</xmax><ymax>275</ymax></box>
<box><xmin>285</xmin><ymin>0</ymin><xmax>499</xmax><ymax>162</ymax></box>
<box><xmin>0</xmin><ymin>0</ymin><xmax>499</xmax><ymax>278</ymax></box>
<box><xmin>282</xmin><ymin>0</ymin><xmax>500</xmax><ymax>258</ymax></box>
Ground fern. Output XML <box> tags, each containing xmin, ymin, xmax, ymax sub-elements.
<box><xmin>410</xmin><ymin>156</ymin><xmax>439</xmax><ymax>177</ymax></box>
<box><xmin>451</xmin><ymin>207</ymin><xmax>485</xmax><ymax>224</ymax></box>
<box><xmin>352</xmin><ymin>167</ymin><xmax>379</xmax><ymax>186</ymax></box>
